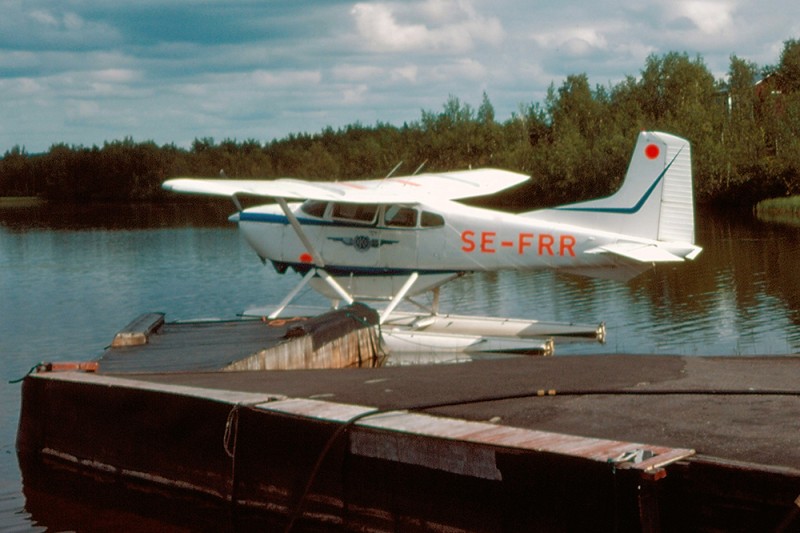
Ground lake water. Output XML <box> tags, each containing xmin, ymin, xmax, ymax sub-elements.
<box><xmin>1</xmin><ymin>202</ymin><xmax>799</xmax><ymax>530</ymax></box>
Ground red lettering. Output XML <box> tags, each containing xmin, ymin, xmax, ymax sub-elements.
<box><xmin>480</xmin><ymin>231</ymin><xmax>496</xmax><ymax>253</ymax></box>
<box><xmin>518</xmin><ymin>233</ymin><xmax>534</xmax><ymax>254</ymax></box>
<box><xmin>461</xmin><ymin>230</ymin><xmax>476</xmax><ymax>252</ymax></box>
<box><xmin>538</xmin><ymin>234</ymin><xmax>554</xmax><ymax>256</ymax></box>
<box><xmin>559</xmin><ymin>235</ymin><xmax>576</xmax><ymax>257</ymax></box>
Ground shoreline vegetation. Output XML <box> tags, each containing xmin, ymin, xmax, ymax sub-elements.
<box><xmin>0</xmin><ymin>197</ymin><xmax>44</xmax><ymax>207</ymax></box>
<box><xmin>3</xmin><ymin>40</ymin><xmax>800</xmax><ymax>211</ymax></box>
<box><xmin>755</xmin><ymin>195</ymin><xmax>800</xmax><ymax>224</ymax></box>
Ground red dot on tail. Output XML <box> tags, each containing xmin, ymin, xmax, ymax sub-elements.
<box><xmin>299</xmin><ymin>253</ymin><xmax>313</xmax><ymax>263</ymax></box>
<box><xmin>644</xmin><ymin>144</ymin><xmax>660</xmax><ymax>159</ymax></box>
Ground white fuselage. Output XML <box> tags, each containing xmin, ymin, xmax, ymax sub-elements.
<box><xmin>164</xmin><ymin>131</ymin><xmax>700</xmax><ymax>302</ymax></box>
<box><xmin>235</xmin><ymin>199</ymin><xmax>649</xmax><ymax>278</ymax></box>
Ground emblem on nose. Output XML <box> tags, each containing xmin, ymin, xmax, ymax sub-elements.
<box><xmin>328</xmin><ymin>235</ymin><xmax>399</xmax><ymax>251</ymax></box>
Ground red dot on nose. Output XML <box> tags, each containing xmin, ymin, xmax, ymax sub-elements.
<box><xmin>645</xmin><ymin>144</ymin><xmax>660</xmax><ymax>159</ymax></box>
<box><xmin>299</xmin><ymin>253</ymin><xmax>313</xmax><ymax>263</ymax></box>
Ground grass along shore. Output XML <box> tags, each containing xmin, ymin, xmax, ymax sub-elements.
<box><xmin>0</xmin><ymin>197</ymin><xmax>45</xmax><ymax>207</ymax></box>
<box><xmin>755</xmin><ymin>195</ymin><xmax>800</xmax><ymax>225</ymax></box>
<box><xmin>755</xmin><ymin>195</ymin><xmax>800</xmax><ymax>213</ymax></box>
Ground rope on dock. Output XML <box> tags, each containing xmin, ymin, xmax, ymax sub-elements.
<box><xmin>8</xmin><ymin>362</ymin><xmax>43</xmax><ymax>384</ymax></box>
<box><xmin>223</xmin><ymin>398</ymin><xmax>284</xmax><ymax>511</ymax></box>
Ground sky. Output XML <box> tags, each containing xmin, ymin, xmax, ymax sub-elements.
<box><xmin>2</xmin><ymin>0</ymin><xmax>799</xmax><ymax>154</ymax></box>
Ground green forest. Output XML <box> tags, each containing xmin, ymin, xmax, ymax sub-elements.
<box><xmin>3</xmin><ymin>39</ymin><xmax>800</xmax><ymax>209</ymax></box>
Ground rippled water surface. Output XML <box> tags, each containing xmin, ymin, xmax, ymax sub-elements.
<box><xmin>1</xmin><ymin>202</ymin><xmax>799</xmax><ymax>530</ymax></box>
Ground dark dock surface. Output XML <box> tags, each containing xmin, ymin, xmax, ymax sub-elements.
<box><xmin>113</xmin><ymin>354</ymin><xmax>800</xmax><ymax>470</ymax></box>
<box><xmin>16</xmin><ymin>313</ymin><xmax>800</xmax><ymax>531</ymax></box>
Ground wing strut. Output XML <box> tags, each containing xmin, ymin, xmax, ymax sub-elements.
<box><xmin>276</xmin><ymin>198</ymin><xmax>325</xmax><ymax>267</ymax></box>
<box><xmin>272</xmin><ymin>197</ymin><xmax>355</xmax><ymax>314</ymax></box>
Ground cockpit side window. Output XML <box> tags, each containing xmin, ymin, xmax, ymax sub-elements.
<box><xmin>300</xmin><ymin>200</ymin><xmax>328</xmax><ymax>218</ymax></box>
<box><xmin>384</xmin><ymin>205</ymin><xmax>418</xmax><ymax>227</ymax></box>
<box><xmin>420</xmin><ymin>210</ymin><xmax>445</xmax><ymax>227</ymax></box>
<box><xmin>332</xmin><ymin>203</ymin><xmax>378</xmax><ymax>224</ymax></box>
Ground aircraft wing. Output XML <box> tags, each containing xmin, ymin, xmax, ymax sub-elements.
<box><xmin>162</xmin><ymin>178</ymin><xmax>347</xmax><ymax>200</ymax></box>
<box><xmin>163</xmin><ymin>168</ymin><xmax>529</xmax><ymax>204</ymax></box>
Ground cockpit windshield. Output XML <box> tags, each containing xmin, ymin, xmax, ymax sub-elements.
<box><xmin>300</xmin><ymin>200</ymin><xmax>327</xmax><ymax>218</ymax></box>
<box><xmin>384</xmin><ymin>205</ymin><xmax>417</xmax><ymax>227</ymax></box>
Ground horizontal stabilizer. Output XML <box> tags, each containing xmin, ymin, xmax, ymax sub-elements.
<box><xmin>586</xmin><ymin>242</ymin><xmax>686</xmax><ymax>262</ymax></box>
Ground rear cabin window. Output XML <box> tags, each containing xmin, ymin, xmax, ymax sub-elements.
<box><xmin>384</xmin><ymin>205</ymin><xmax>417</xmax><ymax>227</ymax></box>
<box><xmin>300</xmin><ymin>200</ymin><xmax>328</xmax><ymax>218</ymax></box>
<box><xmin>332</xmin><ymin>203</ymin><xmax>378</xmax><ymax>224</ymax></box>
<box><xmin>420</xmin><ymin>211</ymin><xmax>445</xmax><ymax>227</ymax></box>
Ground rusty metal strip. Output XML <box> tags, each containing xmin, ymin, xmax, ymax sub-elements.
<box><xmin>258</xmin><ymin>398</ymin><xmax>695</xmax><ymax>471</ymax></box>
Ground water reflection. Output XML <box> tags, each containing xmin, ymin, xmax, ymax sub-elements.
<box><xmin>1</xmin><ymin>203</ymin><xmax>799</xmax><ymax>357</ymax></box>
<box><xmin>755</xmin><ymin>209</ymin><xmax>800</xmax><ymax>229</ymax></box>
<box><xmin>0</xmin><ymin>200</ymin><xmax>235</xmax><ymax>231</ymax></box>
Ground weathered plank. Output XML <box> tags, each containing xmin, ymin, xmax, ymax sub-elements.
<box><xmin>110</xmin><ymin>313</ymin><xmax>165</xmax><ymax>348</ymax></box>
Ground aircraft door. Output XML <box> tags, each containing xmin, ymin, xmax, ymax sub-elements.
<box><xmin>320</xmin><ymin>203</ymin><xmax>382</xmax><ymax>269</ymax></box>
<box><xmin>417</xmin><ymin>209</ymin><xmax>446</xmax><ymax>267</ymax></box>
<box><xmin>379</xmin><ymin>205</ymin><xmax>419</xmax><ymax>270</ymax></box>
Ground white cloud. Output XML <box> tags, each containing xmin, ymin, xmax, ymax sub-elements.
<box><xmin>0</xmin><ymin>77</ymin><xmax>43</xmax><ymax>96</ymax></box>
<box><xmin>350</xmin><ymin>1</ymin><xmax>503</xmax><ymax>53</ymax></box>
<box><xmin>28</xmin><ymin>9</ymin><xmax>60</xmax><ymax>27</ymax></box>
<box><xmin>91</xmin><ymin>69</ymin><xmax>139</xmax><ymax>84</ymax></box>
<box><xmin>331</xmin><ymin>64</ymin><xmax>385</xmax><ymax>82</ymax></box>
<box><xmin>533</xmin><ymin>27</ymin><xmax>611</xmax><ymax>57</ymax></box>
<box><xmin>8</xmin><ymin>5</ymin><xmax>120</xmax><ymax>48</ymax></box>
<box><xmin>65</xmin><ymin>100</ymin><xmax>101</xmax><ymax>121</ymax></box>
<box><xmin>251</xmin><ymin>70</ymin><xmax>322</xmax><ymax>88</ymax></box>
<box><xmin>351</xmin><ymin>3</ymin><xmax>428</xmax><ymax>52</ymax></box>
<box><xmin>342</xmin><ymin>84</ymin><xmax>369</xmax><ymax>104</ymax></box>
<box><xmin>673</xmin><ymin>0</ymin><xmax>735</xmax><ymax>35</ymax></box>
<box><xmin>390</xmin><ymin>65</ymin><xmax>419</xmax><ymax>83</ymax></box>
<box><xmin>0</xmin><ymin>51</ymin><xmax>40</xmax><ymax>70</ymax></box>
<box><xmin>434</xmin><ymin>57</ymin><xmax>486</xmax><ymax>80</ymax></box>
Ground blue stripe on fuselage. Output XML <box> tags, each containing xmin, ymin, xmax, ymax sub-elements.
<box><xmin>237</xmin><ymin>211</ymin><xmax>419</xmax><ymax>230</ymax></box>
<box><xmin>238</xmin><ymin>212</ymin><xmax>330</xmax><ymax>225</ymax></box>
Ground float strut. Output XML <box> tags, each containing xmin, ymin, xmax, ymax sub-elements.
<box><xmin>380</xmin><ymin>272</ymin><xmax>419</xmax><ymax>324</ymax></box>
<box><xmin>269</xmin><ymin>268</ymin><xmax>317</xmax><ymax>319</ymax></box>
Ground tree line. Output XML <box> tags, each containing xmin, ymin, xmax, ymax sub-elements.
<box><xmin>3</xmin><ymin>39</ymin><xmax>800</xmax><ymax>208</ymax></box>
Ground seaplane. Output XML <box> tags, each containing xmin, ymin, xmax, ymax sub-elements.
<box><xmin>163</xmin><ymin>131</ymin><xmax>702</xmax><ymax>356</ymax></box>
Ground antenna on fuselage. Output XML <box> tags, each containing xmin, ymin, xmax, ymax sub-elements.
<box><xmin>218</xmin><ymin>168</ymin><xmax>243</xmax><ymax>211</ymax></box>
<box><xmin>412</xmin><ymin>160</ymin><xmax>427</xmax><ymax>175</ymax></box>
<box><xmin>384</xmin><ymin>161</ymin><xmax>403</xmax><ymax>179</ymax></box>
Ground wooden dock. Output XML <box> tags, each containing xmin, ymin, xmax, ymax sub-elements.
<box><xmin>15</xmin><ymin>309</ymin><xmax>800</xmax><ymax>532</ymax></box>
<box><xmin>100</xmin><ymin>302</ymin><xmax>383</xmax><ymax>373</ymax></box>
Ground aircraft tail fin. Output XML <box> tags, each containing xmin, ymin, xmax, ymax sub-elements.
<box><xmin>526</xmin><ymin>131</ymin><xmax>699</xmax><ymax>254</ymax></box>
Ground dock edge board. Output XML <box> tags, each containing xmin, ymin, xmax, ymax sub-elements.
<box><xmin>25</xmin><ymin>371</ymin><xmax>693</xmax><ymax>476</ymax></box>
